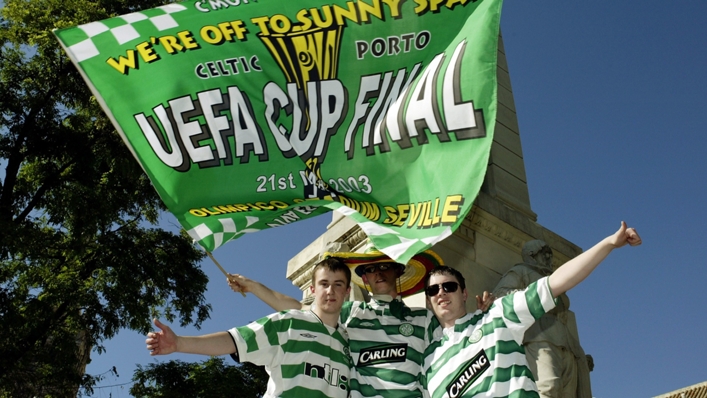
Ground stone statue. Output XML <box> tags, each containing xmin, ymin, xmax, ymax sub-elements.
<box><xmin>492</xmin><ymin>240</ymin><xmax>593</xmax><ymax>398</ymax></box>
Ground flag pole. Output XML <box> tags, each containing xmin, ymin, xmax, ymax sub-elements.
<box><xmin>204</xmin><ymin>250</ymin><xmax>247</xmax><ymax>297</ymax></box>
<box><xmin>193</xmin><ymin>238</ymin><xmax>247</xmax><ymax>297</ymax></box>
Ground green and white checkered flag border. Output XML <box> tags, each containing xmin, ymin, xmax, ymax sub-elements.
<box><xmin>187</xmin><ymin>215</ymin><xmax>261</xmax><ymax>251</ymax></box>
<box><xmin>64</xmin><ymin>4</ymin><xmax>187</xmax><ymax>63</ymax></box>
<box><xmin>186</xmin><ymin>204</ymin><xmax>453</xmax><ymax>263</ymax></box>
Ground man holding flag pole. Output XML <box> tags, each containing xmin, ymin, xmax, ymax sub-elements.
<box><xmin>145</xmin><ymin>258</ymin><xmax>353</xmax><ymax>398</ymax></box>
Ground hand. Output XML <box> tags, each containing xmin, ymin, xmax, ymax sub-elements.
<box><xmin>475</xmin><ymin>291</ymin><xmax>494</xmax><ymax>312</ymax></box>
<box><xmin>146</xmin><ymin>319</ymin><xmax>177</xmax><ymax>356</ymax></box>
<box><xmin>227</xmin><ymin>274</ymin><xmax>251</xmax><ymax>294</ymax></box>
<box><xmin>609</xmin><ymin>221</ymin><xmax>642</xmax><ymax>248</ymax></box>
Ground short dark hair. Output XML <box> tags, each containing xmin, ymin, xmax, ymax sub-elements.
<box><xmin>425</xmin><ymin>267</ymin><xmax>466</xmax><ymax>290</ymax></box>
<box><xmin>312</xmin><ymin>257</ymin><xmax>352</xmax><ymax>286</ymax></box>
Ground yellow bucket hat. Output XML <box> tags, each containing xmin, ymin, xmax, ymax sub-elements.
<box><xmin>323</xmin><ymin>248</ymin><xmax>444</xmax><ymax>297</ymax></box>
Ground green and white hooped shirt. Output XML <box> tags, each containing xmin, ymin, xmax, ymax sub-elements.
<box><xmin>423</xmin><ymin>277</ymin><xmax>558</xmax><ymax>398</ymax></box>
<box><xmin>228</xmin><ymin>309</ymin><xmax>352</xmax><ymax>398</ymax></box>
<box><xmin>340</xmin><ymin>297</ymin><xmax>437</xmax><ymax>398</ymax></box>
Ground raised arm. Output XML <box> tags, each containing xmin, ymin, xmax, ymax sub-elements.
<box><xmin>227</xmin><ymin>274</ymin><xmax>304</xmax><ymax>311</ymax></box>
<box><xmin>146</xmin><ymin>319</ymin><xmax>236</xmax><ymax>357</ymax></box>
<box><xmin>549</xmin><ymin>221</ymin><xmax>641</xmax><ymax>296</ymax></box>
<box><xmin>475</xmin><ymin>291</ymin><xmax>495</xmax><ymax>312</ymax></box>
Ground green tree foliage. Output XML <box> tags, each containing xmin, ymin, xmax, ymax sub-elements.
<box><xmin>0</xmin><ymin>0</ymin><xmax>211</xmax><ymax>395</ymax></box>
<box><xmin>130</xmin><ymin>358</ymin><xmax>268</xmax><ymax>398</ymax></box>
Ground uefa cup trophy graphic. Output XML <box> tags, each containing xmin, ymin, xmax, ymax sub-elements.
<box><xmin>258</xmin><ymin>24</ymin><xmax>344</xmax><ymax>101</ymax></box>
<box><xmin>258</xmin><ymin>23</ymin><xmax>345</xmax><ymax>200</ymax></box>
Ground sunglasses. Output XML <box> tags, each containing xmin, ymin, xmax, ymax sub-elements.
<box><xmin>362</xmin><ymin>263</ymin><xmax>397</xmax><ymax>274</ymax></box>
<box><xmin>425</xmin><ymin>281</ymin><xmax>460</xmax><ymax>296</ymax></box>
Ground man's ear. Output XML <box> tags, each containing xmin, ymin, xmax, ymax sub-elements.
<box><xmin>362</xmin><ymin>274</ymin><xmax>369</xmax><ymax>284</ymax></box>
<box><xmin>309</xmin><ymin>285</ymin><xmax>315</xmax><ymax>294</ymax></box>
<box><xmin>462</xmin><ymin>288</ymin><xmax>468</xmax><ymax>302</ymax></box>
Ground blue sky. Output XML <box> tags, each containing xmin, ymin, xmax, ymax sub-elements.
<box><xmin>86</xmin><ymin>2</ymin><xmax>707</xmax><ymax>397</ymax></box>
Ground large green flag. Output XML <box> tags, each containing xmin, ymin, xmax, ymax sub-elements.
<box><xmin>54</xmin><ymin>0</ymin><xmax>502</xmax><ymax>263</ymax></box>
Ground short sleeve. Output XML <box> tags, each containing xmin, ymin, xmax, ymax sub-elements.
<box><xmin>228</xmin><ymin>311</ymin><xmax>286</xmax><ymax>367</ymax></box>
<box><xmin>497</xmin><ymin>276</ymin><xmax>557</xmax><ymax>342</ymax></box>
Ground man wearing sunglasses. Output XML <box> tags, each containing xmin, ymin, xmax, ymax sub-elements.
<box><xmin>422</xmin><ymin>222</ymin><xmax>641</xmax><ymax>398</ymax></box>
<box><xmin>228</xmin><ymin>248</ymin><xmax>493</xmax><ymax>398</ymax></box>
